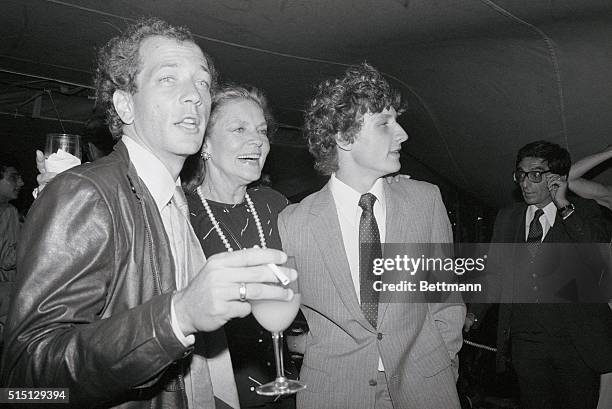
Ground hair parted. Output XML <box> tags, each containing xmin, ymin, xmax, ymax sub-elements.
<box><xmin>205</xmin><ymin>84</ymin><xmax>276</xmax><ymax>141</ymax></box>
<box><xmin>304</xmin><ymin>62</ymin><xmax>404</xmax><ymax>175</ymax></box>
<box><xmin>181</xmin><ymin>84</ymin><xmax>275</xmax><ymax>193</ymax></box>
<box><xmin>94</xmin><ymin>17</ymin><xmax>217</xmax><ymax>139</ymax></box>
<box><xmin>516</xmin><ymin>140</ymin><xmax>571</xmax><ymax>176</ymax></box>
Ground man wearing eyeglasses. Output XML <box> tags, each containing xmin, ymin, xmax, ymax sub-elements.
<box><xmin>466</xmin><ymin>140</ymin><xmax>612</xmax><ymax>409</ymax></box>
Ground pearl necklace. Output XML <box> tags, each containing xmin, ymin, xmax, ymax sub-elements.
<box><xmin>196</xmin><ymin>186</ymin><xmax>267</xmax><ymax>252</ymax></box>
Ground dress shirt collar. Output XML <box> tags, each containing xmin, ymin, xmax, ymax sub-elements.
<box><xmin>526</xmin><ymin>201</ymin><xmax>557</xmax><ymax>227</ymax></box>
<box><xmin>329</xmin><ymin>173</ymin><xmax>386</xmax><ymax>219</ymax></box>
<box><xmin>122</xmin><ymin>135</ymin><xmax>178</xmax><ymax>212</ymax></box>
<box><xmin>525</xmin><ymin>201</ymin><xmax>557</xmax><ymax>241</ymax></box>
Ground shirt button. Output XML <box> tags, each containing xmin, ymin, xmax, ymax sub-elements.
<box><xmin>369</xmin><ymin>379</ymin><xmax>377</xmax><ymax>386</ymax></box>
<box><xmin>377</xmin><ymin>333</ymin><xmax>383</xmax><ymax>340</ymax></box>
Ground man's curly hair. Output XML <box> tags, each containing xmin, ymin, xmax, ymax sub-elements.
<box><xmin>304</xmin><ymin>62</ymin><xmax>403</xmax><ymax>175</ymax></box>
<box><xmin>94</xmin><ymin>17</ymin><xmax>217</xmax><ymax>140</ymax></box>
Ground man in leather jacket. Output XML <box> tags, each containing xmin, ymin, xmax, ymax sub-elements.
<box><xmin>1</xmin><ymin>17</ymin><xmax>295</xmax><ymax>409</ymax></box>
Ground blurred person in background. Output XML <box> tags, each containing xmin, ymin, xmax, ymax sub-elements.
<box><xmin>466</xmin><ymin>141</ymin><xmax>612</xmax><ymax>409</ymax></box>
<box><xmin>0</xmin><ymin>155</ymin><xmax>23</xmax><ymax>352</ymax></box>
<box><xmin>0</xmin><ymin>156</ymin><xmax>23</xmax><ymax>282</ymax></box>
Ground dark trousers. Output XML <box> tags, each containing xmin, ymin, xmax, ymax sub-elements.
<box><xmin>512</xmin><ymin>333</ymin><xmax>600</xmax><ymax>409</ymax></box>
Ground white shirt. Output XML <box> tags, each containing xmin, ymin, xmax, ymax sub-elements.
<box><xmin>524</xmin><ymin>202</ymin><xmax>557</xmax><ymax>242</ymax></box>
<box><xmin>122</xmin><ymin>136</ymin><xmax>196</xmax><ymax>345</ymax></box>
<box><xmin>124</xmin><ymin>137</ymin><xmax>241</xmax><ymax>408</ymax></box>
<box><xmin>329</xmin><ymin>174</ymin><xmax>386</xmax><ymax>371</ymax></box>
<box><xmin>122</xmin><ymin>135</ymin><xmax>176</xmax><ymax>212</ymax></box>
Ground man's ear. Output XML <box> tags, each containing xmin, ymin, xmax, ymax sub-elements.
<box><xmin>335</xmin><ymin>132</ymin><xmax>352</xmax><ymax>152</ymax></box>
<box><xmin>112</xmin><ymin>90</ymin><xmax>134</xmax><ymax>125</ymax></box>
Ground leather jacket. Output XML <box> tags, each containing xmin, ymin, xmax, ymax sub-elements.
<box><xmin>1</xmin><ymin>142</ymin><xmax>206</xmax><ymax>408</ymax></box>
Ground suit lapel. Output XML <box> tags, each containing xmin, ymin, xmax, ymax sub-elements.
<box><xmin>544</xmin><ymin>210</ymin><xmax>562</xmax><ymax>243</ymax></box>
<box><xmin>514</xmin><ymin>206</ymin><xmax>527</xmax><ymax>243</ymax></box>
<box><xmin>377</xmin><ymin>184</ymin><xmax>409</xmax><ymax>322</ymax></box>
<box><xmin>309</xmin><ymin>184</ymin><xmax>373</xmax><ymax>330</ymax></box>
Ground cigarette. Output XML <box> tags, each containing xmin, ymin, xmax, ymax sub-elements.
<box><xmin>267</xmin><ymin>263</ymin><xmax>290</xmax><ymax>285</ymax></box>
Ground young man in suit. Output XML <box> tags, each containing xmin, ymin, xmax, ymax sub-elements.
<box><xmin>466</xmin><ymin>140</ymin><xmax>612</xmax><ymax>409</ymax></box>
<box><xmin>279</xmin><ymin>63</ymin><xmax>464</xmax><ymax>409</ymax></box>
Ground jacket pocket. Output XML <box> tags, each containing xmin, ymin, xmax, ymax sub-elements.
<box><xmin>299</xmin><ymin>364</ymin><xmax>331</xmax><ymax>393</ymax></box>
<box><xmin>412</xmin><ymin>343</ymin><xmax>452</xmax><ymax>378</ymax></box>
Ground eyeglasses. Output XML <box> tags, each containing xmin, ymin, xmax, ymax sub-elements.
<box><xmin>513</xmin><ymin>169</ymin><xmax>551</xmax><ymax>183</ymax></box>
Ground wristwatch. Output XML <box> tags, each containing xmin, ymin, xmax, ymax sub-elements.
<box><xmin>559</xmin><ymin>203</ymin><xmax>575</xmax><ymax>218</ymax></box>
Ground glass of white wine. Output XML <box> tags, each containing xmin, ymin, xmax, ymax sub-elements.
<box><xmin>251</xmin><ymin>256</ymin><xmax>306</xmax><ymax>396</ymax></box>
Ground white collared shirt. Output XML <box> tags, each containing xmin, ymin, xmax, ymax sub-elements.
<box><xmin>329</xmin><ymin>174</ymin><xmax>386</xmax><ymax>299</ymax></box>
<box><xmin>123</xmin><ymin>136</ymin><xmax>238</xmax><ymax>408</ymax></box>
<box><xmin>122</xmin><ymin>136</ymin><xmax>195</xmax><ymax>346</ymax></box>
<box><xmin>524</xmin><ymin>201</ymin><xmax>557</xmax><ymax>242</ymax></box>
<box><xmin>329</xmin><ymin>174</ymin><xmax>386</xmax><ymax>371</ymax></box>
<box><xmin>122</xmin><ymin>135</ymin><xmax>176</xmax><ymax>212</ymax></box>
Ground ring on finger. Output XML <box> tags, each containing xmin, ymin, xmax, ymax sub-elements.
<box><xmin>239</xmin><ymin>282</ymin><xmax>247</xmax><ymax>302</ymax></box>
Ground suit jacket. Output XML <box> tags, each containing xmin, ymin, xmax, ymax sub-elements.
<box><xmin>278</xmin><ymin>179</ymin><xmax>465</xmax><ymax>409</ymax></box>
<box><xmin>480</xmin><ymin>197</ymin><xmax>612</xmax><ymax>373</ymax></box>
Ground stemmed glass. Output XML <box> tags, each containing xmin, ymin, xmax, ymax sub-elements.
<box><xmin>250</xmin><ymin>256</ymin><xmax>306</xmax><ymax>395</ymax></box>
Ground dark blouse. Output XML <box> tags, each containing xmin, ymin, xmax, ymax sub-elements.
<box><xmin>187</xmin><ymin>186</ymin><xmax>295</xmax><ymax>409</ymax></box>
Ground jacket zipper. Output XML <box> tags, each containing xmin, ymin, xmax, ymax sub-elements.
<box><xmin>131</xmin><ymin>177</ymin><xmax>187</xmax><ymax>407</ymax></box>
<box><xmin>130</xmin><ymin>177</ymin><xmax>162</xmax><ymax>296</ymax></box>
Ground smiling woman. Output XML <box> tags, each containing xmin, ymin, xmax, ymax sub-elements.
<box><xmin>181</xmin><ymin>84</ymin><xmax>297</xmax><ymax>409</ymax></box>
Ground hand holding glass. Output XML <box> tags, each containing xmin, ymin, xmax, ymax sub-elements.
<box><xmin>44</xmin><ymin>133</ymin><xmax>82</xmax><ymax>174</ymax></box>
<box><xmin>45</xmin><ymin>133</ymin><xmax>81</xmax><ymax>160</ymax></box>
<box><xmin>251</xmin><ymin>256</ymin><xmax>306</xmax><ymax>395</ymax></box>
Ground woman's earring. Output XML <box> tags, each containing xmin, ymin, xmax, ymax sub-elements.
<box><xmin>201</xmin><ymin>151</ymin><xmax>212</xmax><ymax>161</ymax></box>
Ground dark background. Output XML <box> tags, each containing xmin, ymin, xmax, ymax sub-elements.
<box><xmin>2</xmin><ymin>1</ymin><xmax>612</xmax><ymax>236</ymax></box>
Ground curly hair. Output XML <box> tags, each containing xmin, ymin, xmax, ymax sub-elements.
<box><xmin>304</xmin><ymin>62</ymin><xmax>403</xmax><ymax>175</ymax></box>
<box><xmin>181</xmin><ymin>84</ymin><xmax>275</xmax><ymax>192</ymax></box>
<box><xmin>516</xmin><ymin>140</ymin><xmax>571</xmax><ymax>176</ymax></box>
<box><xmin>94</xmin><ymin>17</ymin><xmax>217</xmax><ymax>139</ymax></box>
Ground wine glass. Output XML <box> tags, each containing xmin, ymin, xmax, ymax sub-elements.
<box><xmin>250</xmin><ymin>256</ymin><xmax>306</xmax><ymax>395</ymax></box>
<box><xmin>45</xmin><ymin>133</ymin><xmax>82</xmax><ymax>160</ymax></box>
